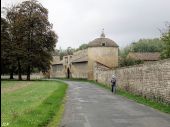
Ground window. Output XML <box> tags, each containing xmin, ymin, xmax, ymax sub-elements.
<box><xmin>102</xmin><ymin>42</ymin><xmax>106</xmax><ymax>46</ymax></box>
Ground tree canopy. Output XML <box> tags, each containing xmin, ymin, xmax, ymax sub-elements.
<box><xmin>119</xmin><ymin>38</ymin><xmax>165</xmax><ymax>67</ymax></box>
<box><xmin>1</xmin><ymin>0</ymin><xmax>58</xmax><ymax>80</ymax></box>
<box><xmin>119</xmin><ymin>38</ymin><xmax>164</xmax><ymax>58</ymax></box>
<box><xmin>161</xmin><ymin>23</ymin><xmax>170</xmax><ymax>58</ymax></box>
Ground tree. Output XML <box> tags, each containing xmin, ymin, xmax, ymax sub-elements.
<box><xmin>66</xmin><ymin>47</ymin><xmax>75</xmax><ymax>55</ymax></box>
<box><xmin>119</xmin><ymin>57</ymin><xmax>143</xmax><ymax>67</ymax></box>
<box><xmin>2</xmin><ymin>0</ymin><xmax>57</xmax><ymax>80</ymax></box>
<box><xmin>1</xmin><ymin>17</ymin><xmax>11</xmax><ymax>76</ymax></box>
<box><xmin>118</xmin><ymin>38</ymin><xmax>163</xmax><ymax>67</ymax></box>
<box><xmin>58</xmin><ymin>47</ymin><xmax>75</xmax><ymax>59</ymax></box>
<box><xmin>119</xmin><ymin>45</ymin><xmax>132</xmax><ymax>58</ymax></box>
<box><xmin>131</xmin><ymin>38</ymin><xmax>164</xmax><ymax>52</ymax></box>
<box><xmin>119</xmin><ymin>38</ymin><xmax>164</xmax><ymax>58</ymax></box>
<box><xmin>76</xmin><ymin>43</ymin><xmax>88</xmax><ymax>51</ymax></box>
<box><xmin>6</xmin><ymin>5</ymin><xmax>27</xmax><ymax>80</ymax></box>
<box><xmin>161</xmin><ymin>23</ymin><xmax>170</xmax><ymax>58</ymax></box>
<box><xmin>15</xmin><ymin>0</ymin><xmax>57</xmax><ymax>80</ymax></box>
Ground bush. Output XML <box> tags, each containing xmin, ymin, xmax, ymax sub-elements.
<box><xmin>119</xmin><ymin>57</ymin><xmax>144</xmax><ymax>67</ymax></box>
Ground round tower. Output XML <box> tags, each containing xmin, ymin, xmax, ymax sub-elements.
<box><xmin>87</xmin><ymin>30</ymin><xmax>119</xmax><ymax>80</ymax></box>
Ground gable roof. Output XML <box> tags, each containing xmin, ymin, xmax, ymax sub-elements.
<box><xmin>95</xmin><ymin>61</ymin><xmax>111</xmax><ymax>69</ymax></box>
<box><xmin>71</xmin><ymin>55</ymin><xmax>88</xmax><ymax>63</ymax></box>
<box><xmin>127</xmin><ymin>52</ymin><xmax>160</xmax><ymax>61</ymax></box>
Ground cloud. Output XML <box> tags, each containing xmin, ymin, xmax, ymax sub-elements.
<box><xmin>1</xmin><ymin>0</ymin><xmax>170</xmax><ymax>49</ymax></box>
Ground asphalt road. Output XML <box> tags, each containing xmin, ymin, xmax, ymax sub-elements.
<box><xmin>60</xmin><ymin>81</ymin><xmax>170</xmax><ymax>127</ymax></box>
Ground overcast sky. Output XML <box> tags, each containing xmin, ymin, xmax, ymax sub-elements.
<box><xmin>2</xmin><ymin>0</ymin><xmax>170</xmax><ymax>49</ymax></box>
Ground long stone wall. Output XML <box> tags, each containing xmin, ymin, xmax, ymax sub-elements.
<box><xmin>94</xmin><ymin>59</ymin><xmax>170</xmax><ymax>104</ymax></box>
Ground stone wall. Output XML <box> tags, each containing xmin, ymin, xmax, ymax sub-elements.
<box><xmin>71</xmin><ymin>62</ymin><xmax>88</xmax><ymax>79</ymax></box>
<box><xmin>51</xmin><ymin>64</ymin><xmax>66</xmax><ymax>78</ymax></box>
<box><xmin>94</xmin><ymin>59</ymin><xmax>170</xmax><ymax>104</ymax></box>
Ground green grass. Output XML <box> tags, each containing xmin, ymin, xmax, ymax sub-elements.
<box><xmin>1</xmin><ymin>80</ymin><xmax>68</xmax><ymax>127</ymax></box>
<box><xmin>58</xmin><ymin>78</ymin><xmax>170</xmax><ymax>114</ymax></box>
<box><xmin>1</xmin><ymin>80</ymin><xmax>27</xmax><ymax>88</ymax></box>
<box><xmin>116</xmin><ymin>89</ymin><xmax>170</xmax><ymax>114</ymax></box>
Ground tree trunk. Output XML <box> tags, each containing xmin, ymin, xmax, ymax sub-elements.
<box><xmin>10</xmin><ymin>67</ymin><xmax>14</xmax><ymax>79</ymax></box>
<box><xmin>27</xmin><ymin>65</ymin><xmax>31</xmax><ymax>81</ymax></box>
<box><xmin>17</xmin><ymin>58</ymin><xmax>22</xmax><ymax>80</ymax></box>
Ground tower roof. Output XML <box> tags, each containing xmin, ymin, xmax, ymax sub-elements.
<box><xmin>88</xmin><ymin>30</ymin><xmax>119</xmax><ymax>47</ymax></box>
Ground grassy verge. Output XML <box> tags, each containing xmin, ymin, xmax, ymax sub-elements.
<box><xmin>58</xmin><ymin>78</ymin><xmax>170</xmax><ymax>114</ymax></box>
<box><xmin>47</xmin><ymin>96</ymin><xmax>66</xmax><ymax>127</ymax></box>
<box><xmin>1</xmin><ymin>80</ymin><xmax>68</xmax><ymax>127</ymax></box>
<box><xmin>116</xmin><ymin>89</ymin><xmax>170</xmax><ymax>114</ymax></box>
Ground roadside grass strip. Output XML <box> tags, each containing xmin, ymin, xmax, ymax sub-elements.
<box><xmin>1</xmin><ymin>80</ymin><xmax>68</xmax><ymax>127</ymax></box>
<box><xmin>116</xmin><ymin>89</ymin><xmax>170</xmax><ymax>114</ymax></box>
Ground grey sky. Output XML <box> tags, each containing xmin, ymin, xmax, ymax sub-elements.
<box><xmin>2</xmin><ymin>0</ymin><xmax>170</xmax><ymax>49</ymax></box>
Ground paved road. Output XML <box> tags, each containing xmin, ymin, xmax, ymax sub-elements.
<box><xmin>60</xmin><ymin>81</ymin><xmax>170</xmax><ymax>127</ymax></box>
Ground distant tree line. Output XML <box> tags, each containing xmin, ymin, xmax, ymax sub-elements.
<box><xmin>119</xmin><ymin>38</ymin><xmax>164</xmax><ymax>59</ymax></box>
<box><xmin>1</xmin><ymin>0</ymin><xmax>58</xmax><ymax>80</ymax></box>
<box><xmin>119</xmin><ymin>24</ymin><xmax>170</xmax><ymax>67</ymax></box>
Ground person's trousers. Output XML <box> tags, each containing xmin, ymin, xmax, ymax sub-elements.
<box><xmin>111</xmin><ymin>85</ymin><xmax>116</xmax><ymax>93</ymax></box>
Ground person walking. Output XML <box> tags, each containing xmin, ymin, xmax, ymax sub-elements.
<box><xmin>111</xmin><ymin>75</ymin><xmax>116</xmax><ymax>94</ymax></box>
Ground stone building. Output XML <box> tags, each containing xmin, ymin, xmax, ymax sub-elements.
<box><xmin>127</xmin><ymin>52</ymin><xmax>160</xmax><ymax>62</ymax></box>
<box><xmin>51</xmin><ymin>31</ymin><xmax>119</xmax><ymax>80</ymax></box>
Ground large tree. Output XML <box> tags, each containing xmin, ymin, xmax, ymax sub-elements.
<box><xmin>1</xmin><ymin>17</ymin><xmax>11</xmax><ymax>76</ymax></box>
<box><xmin>16</xmin><ymin>0</ymin><xmax>57</xmax><ymax>80</ymax></box>
<box><xmin>2</xmin><ymin>0</ymin><xmax>57</xmax><ymax>80</ymax></box>
<box><xmin>5</xmin><ymin>5</ymin><xmax>26</xmax><ymax>80</ymax></box>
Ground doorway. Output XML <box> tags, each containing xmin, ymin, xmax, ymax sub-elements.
<box><xmin>67</xmin><ymin>68</ymin><xmax>70</xmax><ymax>79</ymax></box>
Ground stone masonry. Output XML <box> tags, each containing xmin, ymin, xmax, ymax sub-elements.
<box><xmin>94</xmin><ymin>59</ymin><xmax>170</xmax><ymax>104</ymax></box>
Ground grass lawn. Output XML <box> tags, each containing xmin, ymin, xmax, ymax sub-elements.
<box><xmin>1</xmin><ymin>80</ymin><xmax>68</xmax><ymax>127</ymax></box>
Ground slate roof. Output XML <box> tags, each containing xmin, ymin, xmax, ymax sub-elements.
<box><xmin>127</xmin><ymin>52</ymin><xmax>160</xmax><ymax>61</ymax></box>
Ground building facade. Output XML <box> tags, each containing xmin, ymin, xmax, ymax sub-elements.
<box><xmin>51</xmin><ymin>31</ymin><xmax>119</xmax><ymax>80</ymax></box>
